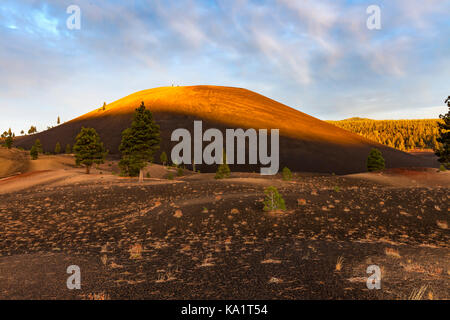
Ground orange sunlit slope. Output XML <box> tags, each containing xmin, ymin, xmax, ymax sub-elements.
<box><xmin>76</xmin><ymin>85</ymin><xmax>365</xmax><ymax>145</ymax></box>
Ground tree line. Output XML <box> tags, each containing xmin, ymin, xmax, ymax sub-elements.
<box><xmin>327</xmin><ymin>118</ymin><xmax>443</xmax><ymax>152</ymax></box>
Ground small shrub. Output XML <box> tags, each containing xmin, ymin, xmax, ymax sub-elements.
<box><xmin>160</xmin><ymin>151</ymin><xmax>168</xmax><ymax>166</ymax></box>
<box><xmin>282</xmin><ymin>167</ymin><xmax>292</xmax><ymax>181</ymax></box>
<box><xmin>177</xmin><ymin>167</ymin><xmax>184</xmax><ymax>176</ymax></box>
<box><xmin>34</xmin><ymin>139</ymin><xmax>43</xmax><ymax>154</ymax></box>
<box><xmin>167</xmin><ymin>172</ymin><xmax>174</xmax><ymax>180</ymax></box>
<box><xmin>215</xmin><ymin>152</ymin><xmax>230</xmax><ymax>179</ymax></box>
<box><xmin>334</xmin><ymin>186</ymin><xmax>340</xmax><ymax>192</ymax></box>
<box><xmin>146</xmin><ymin>172</ymin><xmax>150</xmax><ymax>178</ymax></box>
<box><xmin>215</xmin><ymin>163</ymin><xmax>230</xmax><ymax>179</ymax></box>
<box><xmin>367</xmin><ymin>148</ymin><xmax>385</xmax><ymax>172</ymax></box>
<box><xmin>30</xmin><ymin>145</ymin><xmax>38</xmax><ymax>160</ymax></box>
<box><xmin>439</xmin><ymin>164</ymin><xmax>447</xmax><ymax>172</ymax></box>
<box><xmin>263</xmin><ymin>186</ymin><xmax>286</xmax><ymax>212</ymax></box>
<box><xmin>54</xmin><ymin>142</ymin><xmax>61</xmax><ymax>154</ymax></box>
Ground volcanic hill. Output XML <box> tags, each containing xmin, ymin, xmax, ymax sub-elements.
<box><xmin>15</xmin><ymin>86</ymin><xmax>436</xmax><ymax>173</ymax></box>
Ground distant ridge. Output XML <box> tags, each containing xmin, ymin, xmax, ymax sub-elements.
<box><xmin>340</xmin><ymin>117</ymin><xmax>373</xmax><ymax>121</ymax></box>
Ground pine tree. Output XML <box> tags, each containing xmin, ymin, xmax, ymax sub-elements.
<box><xmin>119</xmin><ymin>102</ymin><xmax>161</xmax><ymax>181</ymax></box>
<box><xmin>65</xmin><ymin>143</ymin><xmax>71</xmax><ymax>154</ymax></box>
<box><xmin>57</xmin><ymin>116</ymin><xmax>60</xmax><ymax>125</ymax></box>
<box><xmin>30</xmin><ymin>145</ymin><xmax>38</xmax><ymax>160</ymax></box>
<box><xmin>73</xmin><ymin>127</ymin><xmax>106</xmax><ymax>174</ymax></box>
<box><xmin>215</xmin><ymin>150</ymin><xmax>231</xmax><ymax>179</ymax></box>
<box><xmin>28</xmin><ymin>126</ymin><xmax>37</xmax><ymax>134</ymax></box>
<box><xmin>282</xmin><ymin>167</ymin><xmax>293</xmax><ymax>181</ymax></box>
<box><xmin>34</xmin><ymin>139</ymin><xmax>43</xmax><ymax>154</ymax></box>
<box><xmin>55</xmin><ymin>142</ymin><xmax>61</xmax><ymax>154</ymax></box>
<box><xmin>263</xmin><ymin>186</ymin><xmax>286</xmax><ymax>212</ymax></box>
<box><xmin>367</xmin><ymin>148</ymin><xmax>385</xmax><ymax>172</ymax></box>
<box><xmin>4</xmin><ymin>129</ymin><xmax>13</xmax><ymax>149</ymax></box>
<box><xmin>102</xmin><ymin>102</ymin><xmax>106</xmax><ymax>111</ymax></box>
<box><xmin>160</xmin><ymin>151</ymin><xmax>168</xmax><ymax>166</ymax></box>
<box><xmin>435</xmin><ymin>96</ymin><xmax>450</xmax><ymax>169</ymax></box>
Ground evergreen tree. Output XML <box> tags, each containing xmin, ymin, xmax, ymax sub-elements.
<box><xmin>119</xmin><ymin>102</ymin><xmax>161</xmax><ymax>181</ymax></box>
<box><xmin>160</xmin><ymin>151</ymin><xmax>168</xmax><ymax>166</ymax></box>
<box><xmin>263</xmin><ymin>186</ymin><xmax>286</xmax><ymax>212</ymax></box>
<box><xmin>102</xmin><ymin>102</ymin><xmax>106</xmax><ymax>111</ymax></box>
<box><xmin>282</xmin><ymin>167</ymin><xmax>293</xmax><ymax>181</ymax></box>
<box><xmin>73</xmin><ymin>127</ymin><xmax>106</xmax><ymax>174</ymax></box>
<box><xmin>34</xmin><ymin>139</ymin><xmax>43</xmax><ymax>154</ymax></box>
<box><xmin>215</xmin><ymin>150</ymin><xmax>231</xmax><ymax>179</ymax></box>
<box><xmin>435</xmin><ymin>96</ymin><xmax>450</xmax><ymax>169</ymax></box>
<box><xmin>4</xmin><ymin>129</ymin><xmax>13</xmax><ymax>149</ymax></box>
<box><xmin>55</xmin><ymin>142</ymin><xmax>61</xmax><ymax>154</ymax></box>
<box><xmin>30</xmin><ymin>145</ymin><xmax>38</xmax><ymax>160</ymax></box>
<box><xmin>367</xmin><ymin>148</ymin><xmax>385</xmax><ymax>172</ymax></box>
<box><xmin>65</xmin><ymin>143</ymin><xmax>71</xmax><ymax>154</ymax></box>
<box><xmin>28</xmin><ymin>126</ymin><xmax>37</xmax><ymax>134</ymax></box>
<box><xmin>57</xmin><ymin>116</ymin><xmax>60</xmax><ymax>125</ymax></box>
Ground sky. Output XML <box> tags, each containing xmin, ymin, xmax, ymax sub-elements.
<box><xmin>1</xmin><ymin>0</ymin><xmax>449</xmax><ymax>133</ymax></box>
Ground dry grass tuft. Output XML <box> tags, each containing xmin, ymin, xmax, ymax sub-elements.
<box><xmin>408</xmin><ymin>285</ymin><xmax>428</xmax><ymax>300</ymax></box>
<box><xmin>199</xmin><ymin>254</ymin><xmax>215</xmax><ymax>267</ymax></box>
<box><xmin>129</xmin><ymin>243</ymin><xmax>143</xmax><ymax>259</ymax></box>
<box><xmin>335</xmin><ymin>256</ymin><xmax>344</xmax><ymax>271</ymax></box>
<box><xmin>385</xmin><ymin>247</ymin><xmax>401</xmax><ymax>258</ymax></box>
<box><xmin>156</xmin><ymin>269</ymin><xmax>177</xmax><ymax>283</ymax></box>
<box><xmin>269</xmin><ymin>277</ymin><xmax>283</xmax><ymax>284</ymax></box>
<box><xmin>436</xmin><ymin>220</ymin><xmax>448</xmax><ymax>229</ymax></box>
<box><xmin>83</xmin><ymin>292</ymin><xmax>111</xmax><ymax>300</ymax></box>
<box><xmin>261</xmin><ymin>258</ymin><xmax>282</xmax><ymax>264</ymax></box>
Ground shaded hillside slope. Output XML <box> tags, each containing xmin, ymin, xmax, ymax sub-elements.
<box><xmin>15</xmin><ymin>86</ymin><xmax>436</xmax><ymax>173</ymax></box>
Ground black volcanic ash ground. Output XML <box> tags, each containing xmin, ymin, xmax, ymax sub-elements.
<box><xmin>0</xmin><ymin>173</ymin><xmax>448</xmax><ymax>299</ymax></box>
